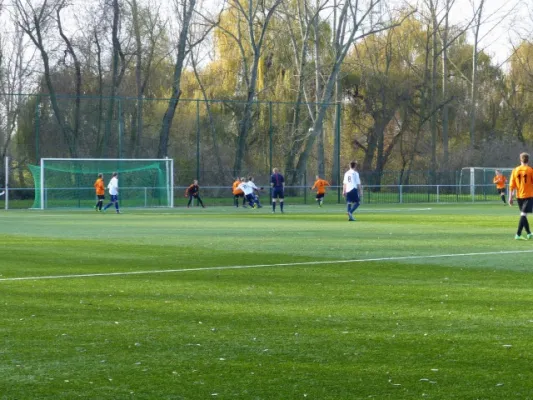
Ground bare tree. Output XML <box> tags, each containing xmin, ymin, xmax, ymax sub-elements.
<box><xmin>466</xmin><ymin>0</ymin><xmax>521</xmax><ymax>150</ymax></box>
<box><xmin>188</xmin><ymin>21</ymin><xmax>226</xmax><ymax>177</ymax></box>
<box><xmin>1</xmin><ymin>7</ymin><xmax>35</xmax><ymax>184</ymax></box>
<box><xmin>287</xmin><ymin>0</ymin><xmax>413</xmax><ymax>184</ymax></box>
<box><xmin>421</xmin><ymin>0</ymin><xmax>477</xmax><ymax>180</ymax></box>
<box><xmin>281</xmin><ymin>0</ymin><xmax>327</xmax><ymax>180</ymax></box>
<box><xmin>209</xmin><ymin>0</ymin><xmax>284</xmax><ymax>175</ymax></box>
<box><xmin>15</xmin><ymin>0</ymin><xmax>80</xmax><ymax>156</ymax></box>
<box><xmin>156</xmin><ymin>0</ymin><xmax>197</xmax><ymax>159</ymax></box>
<box><xmin>126</xmin><ymin>0</ymin><xmax>167</xmax><ymax>157</ymax></box>
<box><xmin>101</xmin><ymin>0</ymin><xmax>128</xmax><ymax>156</ymax></box>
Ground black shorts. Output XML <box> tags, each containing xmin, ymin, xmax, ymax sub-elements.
<box><xmin>316</xmin><ymin>193</ymin><xmax>325</xmax><ymax>200</ymax></box>
<box><xmin>497</xmin><ymin>188</ymin><xmax>506</xmax><ymax>195</ymax></box>
<box><xmin>272</xmin><ymin>187</ymin><xmax>284</xmax><ymax>199</ymax></box>
<box><xmin>97</xmin><ymin>194</ymin><xmax>105</xmax><ymax>200</ymax></box>
<box><xmin>234</xmin><ymin>193</ymin><xmax>244</xmax><ymax>198</ymax></box>
<box><xmin>517</xmin><ymin>198</ymin><xmax>533</xmax><ymax>213</ymax></box>
<box><xmin>346</xmin><ymin>188</ymin><xmax>360</xmax><ymax>203</ymax></box>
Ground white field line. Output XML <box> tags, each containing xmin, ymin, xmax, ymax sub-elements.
<box><xmin>2</xmin><ymin>250</ymin><xmax>533</xmax><ymax>282</ymax></box>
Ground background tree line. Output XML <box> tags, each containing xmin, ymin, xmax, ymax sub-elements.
<box><xmin>0</xmin><ymin>0</ymin><xmax>531</xmax><ymax>189</ymax></box>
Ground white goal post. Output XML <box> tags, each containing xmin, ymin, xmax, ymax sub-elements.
<box><xmin>32</xmin><ymin>158</ymin><xmax>174</xmax><ymax>210</ymax></box>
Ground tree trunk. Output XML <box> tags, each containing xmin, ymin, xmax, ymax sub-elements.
<box><xmin>313</xmin><ymin>0</ymin><xmax>325</xmax><ymax>178</ymax></box>
<box><xmin>131</xmin><ymin>0</ymin><xmax>143</xmax><ymax>158</ymax></box>
<box><xmin>362</xmin><ymin>127</ymin><xmax>378</xmax><ymax>179</ymax></box>
<box><xmin>57</xmin><ymin>6</ymin><xmax>81</xmax><ymax>154</ymax></box>
<box><xmin>102</xmin><ymin>0</ymin><xmax>121</xmax><ymax>157</ymax></box>
<box><xmin>94</xmin><ymin>29</ymin><xmax>104</xmax><ymax>157</ymax></box>
<box><xmin>441</xmin><ymin>0</ymin><xmax>450</xmax><ymax>166</ymax></box>
<box><xmin>404</xmin><ymin>26</ymin><xmax>431</xmax><ymax>185</ymax></box>
<box><xmin>430</xmin><ymin>0</ymin><xmax>438</xmax><ymax>185</ymax></box>
<box><xmin>233</xmin><ymin>81</ymin><xmax>257</xmax><ymax>176</ymax></box>
<box><xmin>469</xmin><ymin>0</ymin><xmax>484</xmax><ymax>148</ymax></box>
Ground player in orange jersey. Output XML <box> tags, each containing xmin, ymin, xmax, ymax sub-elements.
<box><xmin>93</xmin><ymin>173</ymin><xmax>105</xmax><ymax>211</ymax></box>
<box><xmin>311</xmin><ymin>175</ymin><xmax>330</xmax><ymax>207</ymax></box>
<box><xmin>493</xmin><ymin>170</ymin><xmax>507</xmax><ymax>204</ymax></box>
<box><xmin>232</xmin><ymin>177</ymin><xmax>246</xmax><ymax>207</ymax></box>
<box><xmin>509</xmin><ymin>153</ymin><xmax>533</xmax><ymax>240</ymax></box>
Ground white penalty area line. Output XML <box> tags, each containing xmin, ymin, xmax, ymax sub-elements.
<box><xmin>2</xmin><ymin>249</ymin><xmax>533</xmax><ymax>282</ymax></box>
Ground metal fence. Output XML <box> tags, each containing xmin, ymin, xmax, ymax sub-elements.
<box><xmin>2</xmin><ymin>94</ymin><xmax>469</xmax><ymax>192</ymax></box>
<box><xmin>0</xmin><ymin>94</ymin><xmax>514</xmax><ymax>205</ymax></box>
<box><xmin>0</xmin><ymin>184</ymin><xmax>508</xmax><ymax>209</ymax></box>
<box><xmin>8</xmin><ymin>95</ymin><xmax>342</xmax><ymax>186</ymax></box>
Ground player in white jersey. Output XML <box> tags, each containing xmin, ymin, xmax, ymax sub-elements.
<box><xmin>238</xmin><ymin>178</ymin><xmax>258</xmax><ymax>208</ymax></box>
<box><xmin>343</xmin><ymin>161</ymin><xmax>362</xmax><ymax>221</ymax></box>
<box><xmin>103</xmin><ymin>172</ymin><xmax>120</xmax><ymax>213</ymax></box>
<box><xmin>248</xmin><ymin>177</ymin><xmax>264</xmax><ymax>208</ymax></box>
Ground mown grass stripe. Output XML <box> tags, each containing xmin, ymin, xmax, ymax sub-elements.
<box><xmin>2</xmin><ymin>249</ymin><xmax>533</xmax><ymax>282</ymax></box>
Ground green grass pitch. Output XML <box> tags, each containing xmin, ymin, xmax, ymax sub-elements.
<box><xmin>2</xmin><ymin>203</ymin><xmax>533</xmax><ymax>399</ymax></box>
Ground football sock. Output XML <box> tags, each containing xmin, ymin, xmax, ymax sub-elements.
<box><xmin>347</xmin><ymin>203</ymin><xmax>351</xmax><ymax>213</ymax></box>
<box><xmin>521</xmin><ymin>215</ymin><xmax>531</xmax><ymax>234</ymax></box>
<box><xmin>518</xmin><ymin>216</ymin><xmax>526</xmax><ymax>235</ymax></box>
<box><xmin>115</xmin><ymin>202</ymin><xmax>119</xmax><ymax>211</ymax></box>
<box><xmin>280</xmin><ymin>201</ymin><xmax>284</xmax><ymax>212</ymax></box>
<box><xmin>272</xmin><ymin>202</ymin><xmax>276</xmax><ymax>212</ymax></box>
<box><xmin>350</xmin><ymin>202</ymin><xmax>360</xmax><ymax>214</ymax></box>
<box><xmin>501</xmin><ymin>195</ymin><xmax>506</xmax><ymax>203</ymax></box>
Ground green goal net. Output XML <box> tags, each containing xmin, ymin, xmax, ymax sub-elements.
<box><xmin>29</xmin><ymin>158</ymin><xmax>174</xmax><ymax>209</ymax></box>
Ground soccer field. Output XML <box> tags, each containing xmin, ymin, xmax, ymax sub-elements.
<box><xmin>2</xmin><ymin>204</ymin><xmax>533</xmax><ymax>399</ymax></box>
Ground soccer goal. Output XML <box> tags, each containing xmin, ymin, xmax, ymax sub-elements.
<box><xmin>459</xmin><ymin>167</ymin><xmax>513</xmax><ymax>200</ymax></box>
<box><xmin>29</xmin><ymin>158</ymin><xmax>174</xmax><ymax>209</ymax></box>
